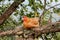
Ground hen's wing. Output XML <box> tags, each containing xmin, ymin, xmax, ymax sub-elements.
<box><xmin>23</xmin><ymin>17</ymin><xmax>39</xmax><ymax>29</ymax></box>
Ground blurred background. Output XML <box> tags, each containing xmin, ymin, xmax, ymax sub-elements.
<box><xmin>0</xmin><ymin>0</ymin><xmax>60</xmax><ymax>40</ymax></box>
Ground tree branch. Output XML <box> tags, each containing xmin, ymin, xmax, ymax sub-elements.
<box><xmin>0</xmin><ymin>0</ymin><xmax>25</xmax><ymax>25</ymax></box>
<box><xmin>39</xmin><ymin>0</ymin><xmax>46</xmax><ymax>26</ymax></box>
<box><xmin>0</xmin><ymin>21</ymin><xmax>60</xmax><ymax>37</ymax></box>
<box><xmin>46</xmin><ymin>3</ymin><xmax>60</xmax><ymax>10</ymax></box>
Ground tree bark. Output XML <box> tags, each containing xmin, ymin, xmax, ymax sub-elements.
<box><xmin>0</xmin><ymin>0</ymin><xmax>25</xmax><ymax>25</ymax></box>
<box><xmin>0</xmin><ymin>21</ymin><xmax>60</xmax><ymax>37</ymax></box>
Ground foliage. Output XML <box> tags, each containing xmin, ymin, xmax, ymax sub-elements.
<box><xmin>0</xmin><ymin>0</ymin><xmax>60</xmax><ymax>40</ymax></box>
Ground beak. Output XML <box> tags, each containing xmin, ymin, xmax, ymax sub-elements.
<box><xmin>22</xmin><ymin>17</ymin><xmax>24</xmax><ymax>21</ymax></box>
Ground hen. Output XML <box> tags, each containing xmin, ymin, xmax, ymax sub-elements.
<box><xmin>22</xmin><ymin>16</ymin><xmax>39</xmax><ymax>29</ymax></box>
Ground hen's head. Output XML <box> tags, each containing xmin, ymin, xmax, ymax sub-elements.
<box><xmin>22</xmin><ymin>16</ymin><xmax>29</xmax><ymax>22</ymax></box>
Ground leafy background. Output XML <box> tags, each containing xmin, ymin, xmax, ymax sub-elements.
<box><xmin>0</xmin><ymin>0</ymin><xmax>60</xmax><ymax>40</ymax></box>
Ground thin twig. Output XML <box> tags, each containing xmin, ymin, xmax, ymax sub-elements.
<box><xmin>48</xmin><ymin>12</ymin><xmax>52</xmax><ymax>25</ymax></box>
<box><xmin>39</xmin><ymin>0</ymin><xmax>46</xmax><ymax>27</ymax></box>
<box><xmin>46</xmin><ymin>3</ymin><xmax>60</xmax><ymax>10</ymax></box>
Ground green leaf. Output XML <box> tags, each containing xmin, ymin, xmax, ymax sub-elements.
<box><xmin>37</xmin><ymin>3</ymin><xmax>43</xmax><ymax>9</ymax></box>
<box><xmin>50</xmin><ymin>0</ymin><xmax>53</xmax><ymax>2</ymax></box>
<box><xmin>39</xmin><ymin>0</ymin><xmax>42</xmax><ymax>4</ymax></box>
<box><xmin>8</xmin><ymin>0</ymin><xmax>10</xmax><ymax>1</ymax></box>
<box><xmin>55</xmin><ymin>0</ymin><xmax>58</xmax><ymax>2</ymax></box>
<box><xmin>0</xmin><ymin>0</ymin><xmax>3</xmax><ymax>2</ymax></box>
<box><xmin>53</xmin><ymin>8</ymin><xmax>60</xmax><ymax>13</ymax></box>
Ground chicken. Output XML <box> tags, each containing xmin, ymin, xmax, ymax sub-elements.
<box><xmin>22</xmin><ymin>16</ymin><xmax>39</xmax><ymax>29</ymax></box>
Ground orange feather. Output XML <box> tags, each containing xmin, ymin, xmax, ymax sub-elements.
<box><xmin>22</xmin><ymin>16</ymin><xmax>39</xmax><ymax>29</ymax></box>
